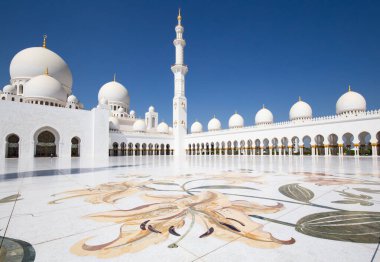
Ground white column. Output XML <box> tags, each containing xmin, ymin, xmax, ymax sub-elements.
<box><xmin>372</xmin><ymin>144</ymin><xmax>378</xmax><ymax>156</ymax></box>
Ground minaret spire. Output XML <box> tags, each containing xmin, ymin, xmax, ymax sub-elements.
<box><xmin>42</xmin><ymin>34</ymin><xmax>47</xmax><ymax>48</ymax></box>
<box><xmin>171</xmin><ymin>9</ymin><xmax>189</xmax><ymax>156</ymax></box>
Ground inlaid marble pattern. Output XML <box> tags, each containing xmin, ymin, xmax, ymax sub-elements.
<box><xmin>0</xmin><ymin>156</ymin><xmax>379</xmax><ymax>261</ymax></box>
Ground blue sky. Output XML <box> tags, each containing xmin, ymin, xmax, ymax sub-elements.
<box><xmin>0</xmin><ymin>0</ymin><xmax>379</xmax><ymax>127</ymax></box>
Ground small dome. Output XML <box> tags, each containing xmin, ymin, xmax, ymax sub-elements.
<box><xmin>3</xmin><ymin>84</ymin><xmax>16</xmax><ymax>94</ymax></box>
<box><xmin>208</xmin><ymin>117</ymin><xmax>222</xmax><ymax>131</ymax></box>
<box><xmin>109</xmin><ymin>117</ymin><xmax>120</xmax><ymax>130</ymax></box>
<box><xmin>10</xmin><ymin>47</ymin><xmax>72</xmax><ymax>89</ymax></box>
<box><xmin>228</xmin><ymin>112</ymin><xmax>244</xmax><ymax>128</ymax></box>
<box><xmin>98</xmin><ymin>81</ymin><xmax>129</xmax><ymax>105</ymax></box>
<box><xmin>130</xmin><ymin>110</ymin><xmax>135</xmax><ymax>116</ymax></box>
<box><xmin>336</xmin><ymin>87</ymin><xmax>366</xmax><ymax>115</ymax></box>
<box><xmin>157</xmin><ymin>122</ymin><xmax>169</xmax><ymax>134</ymax></box>
<box><xmin>191</xmin><ymin>121</ymin><xmax>203</xmax><ymax>133</ymax></box>
<box><xmin>99</xmin><ymin>97</ymin><xmax>108</xmax><ymax>105</ymax></box>
<box><xmin>289</xmin><ymin>98</ymin><xmax>312</xmax><ymax>121</ymax></box>
<box><xmin>24</xmin><ymin>74</ymin><xmax>67</xmax><ymax>101</ymax></box>
<box><xmin>117</xmin><ymin>107</ymin><xmax>125</xmax><ymax>113</ymax></box>
<box><xmin>67</xmin><ymin>95</ymin><xmax>78</xmax><ymax>103</ymax></box>
<box><xmin>255</xmin><ymin>106</ymin><xmax>274</xmax><ymax>125</ymax></box>
<box><xmin>133</xmin><ymin>119</ymin><xmax>146</xmax><ymax>132</ymax></box>
<box><xmin>149</xmin><ymin>106</ymin><xmax>155</xmax><ymax>112</ymax></box>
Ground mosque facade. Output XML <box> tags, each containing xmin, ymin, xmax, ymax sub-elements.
<box><xmin>0</xmin><ymin>11</ymin><xmax>379</xmax><ymax>159</ymax></box>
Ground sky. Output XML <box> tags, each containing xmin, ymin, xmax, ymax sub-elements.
<box><xmin>0</xmin><ymin>0</ymin><xmax>379</xmax><ymax>127</ymax></box>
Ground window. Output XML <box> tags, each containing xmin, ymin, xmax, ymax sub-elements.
<box><xmin>69</xmin><ymin>105</ymin><xmax>72</xmax><ymax>108</ymax></box>
<box><xmin>2</xmin><ymin>97</ymin><xmax>5</xmax><ymax>100</ymax></box>
<box><xmin>20</xmin><ymin>99</ymin><xmax>23</xmax><ymax>102</ymax></box>
<box><xmin>45</xmin><ymin>102</ymin><xmax>48</xmax><ymax>105</ymax></box>
<box><xmin>19</xmin><ymin>84</ymin><xmax>23</xmax><ymax>94</ymax></box>
<box><xmin>40</xmin><ymin>101</ymin><xmax>43</xmax><ymax>105</ymax></box>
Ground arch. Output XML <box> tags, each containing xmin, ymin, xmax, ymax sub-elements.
<box><xmin>376</xmin><ymin>131</ymin><xmax>380</xmax><ymax>156</ymax></box>
<box><xmin>328</xmin><ymin>134</ymin><xmax>339</xmax><ymax>155</ymax></box>
<box><xmin>263</xmin><ymin>138</ymin><xmax>269</xmax><ymax>155</ymax></box>
<box><xmin>112</xmin><ymin>142</ymin><xmax>119</xmax><ymax>156</ymax></box>
<box><xmin>358</xmin><ymin>131</ymin><xmax>371</xmax><ymax>156</ymax></box>
<box><xmin>155</xmin><ymin>144</ymin><xmax>160</xmax><ymax>155</ymax></box>
<box><xmin>233</xmin><ymin>140</ymin><xmax>239</xmax><ymax>155</ymax></box>
<box><xmin>247</xmin><ymin>139</ymin><xmax>253</xmax><ymax>155</ymax></box>
<box><xmin>215</xmin><ymin>142</ymin><xmax>220</xmax><ymax>155</ymax></box>
<box><xmin>201</xmin><ymin>143</ymin><xmax>205</xmax><ymax>155</ymax></box>
<box><xmin>142</xmin><ymin>143</ymin><xmax>147</xmax><ymax>156</ymax></box>
<box><xmin>34</xmin><ymin>128</ymin><xmax>59</xmax><ymax>157</ymax></box>
<box><xmin>342</xmin><ymin>132</ymin><xmax>354</xmax><ymax>156</ymax></box>
<box><xmin>128</xmin><ymin>143</ymin><xmax>134</xmax><ymax>156</ymax></box>
<box><xmin>5</xmin><ymin>134</ymin><xmax>19</xmax><ymax>158</ymax></box>
<box><xmin>227</xmin><ymin>141</ymin><xmax>232</xmax><ymax>155</ymax></box>
<box><xmin>314</xmin><ymin>134</ymin><xmax>325</xmax><ymax>155</ymax></box>
<box><xmin>206</xmin><ymin>143</ymin><xmax>210</xmax><ymax>155</ymax></box>
<box><xmin>254</xmin><ymin>139</ymin><xmax>261</xmax><ymax>155</ymax></box>
<box><xmin>281</xmin><ymin>136</ymin><xmax>290</xmax><ymax>155</ymax></box>
<box><xmin>135</xmin><ymin>143</ymin><xmax>141</xmax><ymax>156</ymax></box>
<box><xmin>71</xmin><ymin>137</ymin><xmax>80</xmax><ymax>157</ymax></box>
<box><xmin>221</xmin><ymin>141</ymin><xmax>226</xmax><ymax>155</ymax></box>
<box><xmin>210</xmin><ymin>142</ymin><xmax>215</xmax><ymax>155</ymax></box>
<box><xmin>302</xmin><ymin>136</ymin><xmax>312</xmax><ymax>155</ymax></box>
<box><xmin>271</xmin><ymin>138</ymin><xmax>279</xmax><ymax>155</ymax></box>
<box><xmin>120</xmin><ymin>142</ymin><xmax>126</xmax><ymax>156</ymax></box>
<box><xmin>148</xmin><ymin>143</ymin><xmax>153</xmax><ymax>155</ymax></box>
<box><xmin>196</xmin><ymin>143</ymin><xmax>200</xmax><ymax>155</ymax></box>
<box><xmin>160</xmin><ymin>144</ymin><xmax>165</xmax><ymax>155</ymax></box>
<box><xmin>166</xmin><ymin>144</ymin><xmax>171</xmax><ymax>155</ymax></box>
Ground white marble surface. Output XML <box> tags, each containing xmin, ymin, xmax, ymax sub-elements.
<box><xmin>0</xmin><ymin>156</ymin><xmax>379</xmax><ymax>261</ymax></box>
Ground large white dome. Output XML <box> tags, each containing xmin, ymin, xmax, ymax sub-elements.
<box><xmin>133</xmin><ymin>119</ymin><xmax>146</xmax><ymax>132</ymax></box>
<box><xmin>3</xmin><ymin>84</ymin><xmax>16</xmax><ymax>94</ymax></box>
<box><xmin>208</xmin><ymin>117</ymin><xmax>221</xmax><ymax>131</ymax></box>
<box><xmin>289</xmin><ymin>98</ymin><xmax>312</xmax><ymax>121</ymax></box>
<box><xmin>191</xmin><ymin>121</ymin><xmax>203</xmax><ymax>133</ymax></box>
<box><xmin>228</xmin><ymin>112</ymin><xmax>244</xmax><ymax>128</ymax></box>
<box><xmin>24</xmin><ymin>74</ymin><xmax>67</xmax><ymax>102</ymax></box>
<box><xmin>336</xmin><ymin>87</ymin><xmax>366</xmax><ymax>115</ymax></box>
<box><xmin>255</xmin><ymin>106</ymin><xmax>273</xmax><ymax>125</ymax></box>
<box><xmin>98</xmin><ymin>81</ymin><xmax>129</xmax><ymax>105</ymax></box>
<box><xmin>10</xmin><ymin>47</ymin><xmax>73</xmax><ymax>89</ymax></box>
<box><xmin>157</xmin><ymin>122</ymin><xmax>169</xmax><ymax>134</ymax></box>
<box><xmin>109</xmin><ymin>117</ymin><xmax>120</xmax><ymax>130</ymax></box>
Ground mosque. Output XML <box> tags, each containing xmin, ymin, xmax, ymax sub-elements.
<box><xmin>0</xmin><ymin>11</ymin><xmax>379</xmax><ymax>159</ymax></box>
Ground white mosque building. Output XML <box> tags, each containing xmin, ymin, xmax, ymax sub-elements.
<box><xmin>0</xmin><ymin>11</ymin><xmax>379</xmax><ymax>159</ymax></box>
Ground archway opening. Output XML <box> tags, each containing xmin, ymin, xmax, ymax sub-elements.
<box><xmin>302</xmin><ymin>136</ymin><xmax>312</xmax><ymax>155</ymax></box>
<box><xmin>342</xmin><ymin>133</ymin><xmax>354</xmax><ymax>156</ymax></box>
<box><xmin>71</xmin><ymin>137</ymin><xmax>80</xmax><ymax>157</ymax></box>
<box><xmin>35</xmin><ymin>131</ymin><xmax>57</xmax><ymax>157</ymax></box>
<box><xmin>358</xmin><ymin>131</ymin><xmax>371</xmax><ymax>156</ymax></box>
<box><xmin>6</xmin><ymin>134</ymin><xmax>19</xmax><ymax>158</ymax></box>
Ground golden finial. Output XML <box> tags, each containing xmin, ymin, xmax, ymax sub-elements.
<box><xmin>299</xmin><ymin>96</ymin><xmax>302</xmax><ymax>102</ymax></box>
<box><xmin>177</xmin><ymin>8</ymin><xmax>182</xmax><ymax>21</ymax></box>
<box><xmin>42</xmin><ymin>34</ymin><xmax>47</xmax><ymax>48</ymax></box>
<box><xmin>213</xmin><ymin>114</ymin><xmax>216</xmax><ymax>118</ymax></box>
<box><xmin>348</xmin><ymin>85</ymin><xmax>351</xmax><ymax>91</ymax></box>
<box><xmin>44</xmin><ymin>67</ymin><xmax>49</xmax><ymax>75</ymax></box>
<box><xmin>235</xmin><ymin>110</ymin><xmax>237</xmax><ymax>114</ymax></box>
<box><xmin>263</xmin><ymin>104</ymin><xmax>265</xmax><ymax>109</ymax></box>
<box><xmin>113</xmin><ymin>73</ymin><xmax>116</xmax><ymax>82</ymax></box>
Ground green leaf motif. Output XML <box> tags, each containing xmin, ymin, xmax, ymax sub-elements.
<box><xmin>295</xmin><ymin>211</ymin><xmax>380</xmax><ymax>243</ymax></box>
<box><xmin>0</xmin><ymin>194</ymin><xmax>22</xmax><ymax>204</ymax></box>
<box><xmin>353</xmin><ymin>188</ymin><xmax>380</xmax><ymax>194</ymax></box>
<box><xmin>189</xmin><ymin>185</ymin><xmax>259</xmax><ymax>191</ymax></box>
<box><xmin>279</xmin><ymin>183</ymin><xmax>314</xmax><ymax>203</ymax></box>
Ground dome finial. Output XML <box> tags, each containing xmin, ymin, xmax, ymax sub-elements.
<box><xmin>213</xmin><ymin>114</ymin><xmax>216</xmax><ymax>118</ymax></box>
<box><xmin>263</xmin><ymin>104</ymin><xmax>265</xmax><ymax>109</ymax></box>
<box><xmin>235</xmin><ymin>110</ymin><xmax>237</xmax><ymax>114</ymax></box>
<box><xmin>299</xmin><ymin>96</ymin><xmax>302</xmax><ymax>102</ymax></box>
<box><xmin>42</xmin><ymin>34</ymin><xmax>47</xmax><ymax>48</ymax></box>
<box><xmin>44</xmin><ymin>67</ymin><xmax>49</xmax><ymax>75</ymax></box>
<box><xmin>177</xmin><ymin>8</ymin><xmax>182</xmax><ymax>22</ymax></box>
<box><xmin>113</xmin><ymin>73</ymin><xmax>116</xmax><ymax>82</ymax></box>
<box><xmin>348</xmin><ymin>85</ymin><xmax>351</xmax><ymax>92</ymax></box>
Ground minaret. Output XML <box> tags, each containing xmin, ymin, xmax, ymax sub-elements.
<box><xmin>171</xmin><ymin>9</ymin><xmax>188</xmax><ymax>156</ymax></box>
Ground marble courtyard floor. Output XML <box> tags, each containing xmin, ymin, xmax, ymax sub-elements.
<box><xmin>0</xmin><ymin>156</ymin><xmax>379</xmax><ymax>262</ymax></box>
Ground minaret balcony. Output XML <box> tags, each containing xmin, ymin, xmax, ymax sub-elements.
<box><xmin>171</xmin><ymin>64</ymin><xmax>188</xmax><ymax>74</ymax></box>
